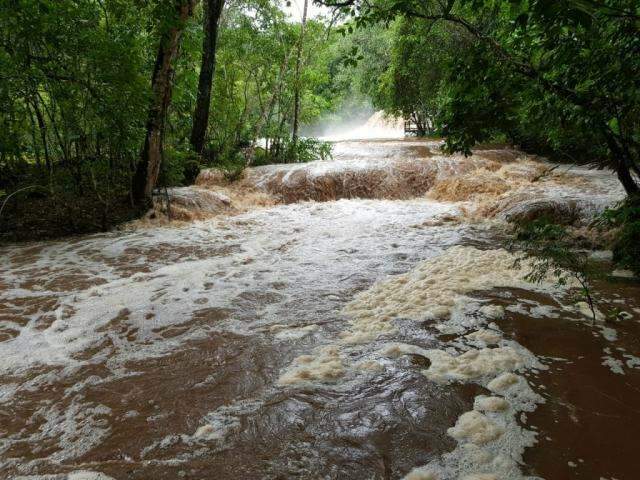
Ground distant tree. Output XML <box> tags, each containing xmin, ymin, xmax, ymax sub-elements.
<box><xmin>292</xmin><ymin>0</ymin><xmax>310</xmax><ymax>146</ymax></box>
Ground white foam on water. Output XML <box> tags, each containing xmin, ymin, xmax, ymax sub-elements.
<box><xmin>624</xmin><ymin>354</ymin><xmax>640</xmax><ymax>369</ymax></box>
<box><xmin>465</xmin><ymin>329</ymin><xmax>503</xmax><ymax>346</ymax></box>
<box><xmin>341</xmin><ymin>246</ymin><xmax>566</xmax><ymax>345</ymax></box>
<box><xmin>140</xmin><ymin>398</ymin><xmax>264</xmax><ymax>460</ymax></box>
<box><xmin>2</xmin><ymin>138</ymin><xmax>634</xmax><ymax>477</ymax></box>
<box><xmin>320</xmin><ymin>111</ymin><xmax>405</xmax><ymax>141</ymax></box>
<box><xmin>474</xmin><ymin>396</ymin><xmax>509</xmax><ymax>413</ymax></box>
<box><xmin>271</xmin><ymin>323</ymin><xmax>319</xmax><ymax>340</ymax></box>
<box><xmin>278</xmin><ymin>345</ymin><xmax>345</xmax><ymax>385</ymax></box>
<box><xmin>1</xmin><ymin>197</ymin><xmax>468</xmax><ymax>471</ymax></box>
<box><xmin>0</xmin><ymin>199</ymin><xmax>462</xmax><ymax>377</ymax></box>
<box><xmin>15</xmin><ymin>472</ymin><xmax>115</xmax><ymax>480</ymax></box>
<box><xmin>403</xmin><ymin>370</ymin><xmax>543</xmax><ymax>480</ymax></box>
<box><xmin>343</xmin><ymin>254</ymin><xmax>551</xmax><ymax>480</ymax></box>
<box><xmin>448</xmin><ymin>411</ymin><xmax>505</xmax><ymax>445</ymax></box>
<box><xmin>602</xmin><ymin>355</ymin><xmax>625</xmax><ymax>375</ymax></box>
<box><xmin>383</xmin><ymin>343</ymin><xmax>527</xmax><ymax>384</ymax></box>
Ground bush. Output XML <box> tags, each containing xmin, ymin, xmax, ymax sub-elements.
<box><xmin>250</xmin><ymin>137</ymin><xmax>333</xmax><ymax>166</ymax></box>
<box><xmin>286</xmin><ymin>138</ymin><xmax>333</xmax><ymax>163</ymax></box>
<box><xmin>512</xmin><ymin>217</ymin><xmax>602</xmax><ymax>323</ymax></box>
<box><xmin>213</xmin><ymin>148</ymin><xmax>246</xmax><ymax>182</ymax></box>
<box><xmin>601</xmin><ymin>196</ymin><xmax>640</xmax><ymax>275</ymax></box>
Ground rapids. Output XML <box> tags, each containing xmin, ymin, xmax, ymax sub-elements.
<box><xmin>1</xmin><ymin>135</ymin><xmax>639</xmax><ymax>480</ymax></box>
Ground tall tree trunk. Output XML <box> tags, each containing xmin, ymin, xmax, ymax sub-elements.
<box><xmin>190</xmin><ymin>0</ymin><xmax>225</xmax><ymax>154</ymax></box>
<box><xmin>616</xmin><ymin>161</ymin><xmax>639</xmax><ymax>196</ymax></box>
<box><xmin>133</xmin><ymin>0</ymin><xmax>197</xmax><ymax>204</ymax></box>
<box><xmin>30</xmin><ymin>98</ymin><xmax>51</xmax><ymax>174</ymax></box>
<box><xmin>603</xmin><ymin>128</ymin><xmax>640</xmax><ymax>195</ymax></box>
<box><xmin>291</xmin><ymin>0</ymin><xmax>309</xmax><ymax>146</ymax></box>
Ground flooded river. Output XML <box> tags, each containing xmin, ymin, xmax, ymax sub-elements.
<box><xmin>1</xmin><ymin>136</ymin><xmax>639</xmax><ymax>480</ymax></box>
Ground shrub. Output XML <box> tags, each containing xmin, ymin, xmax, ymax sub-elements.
<box><xmin>601</xmin><ymin>196</ymin><xmax>640</xmax><ymax>275</ymax></box>
<box><xmin>512</xmin><ymin>217</ymin><xmax>602</xmax><ymax>323</ymax></box>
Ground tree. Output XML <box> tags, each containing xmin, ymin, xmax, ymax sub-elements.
<box><xmin>190</xmin><ymin>0</ymin><xmax>226</xmax><ymax>155</ymax></box>
<box><xmin>133</xmin><ymin>0</ymin><xmax>198</xmax><ymax>203</ymax></box>
<box><xmin>324</xmin><ymin>0</ymin><xmax>640</xmax><ymax>194</ymax></box>
<box><xmin>377</xmin><ymin>18</ymin><xmax>457</xmax><ymax>135</ymax></box>
<box><xmin>0</xmin><ymin>0</ymin><xmax>361</xmax><ymax>238</ymax></box>
<box><xmin>291</xmin><ymin>0</ymin><xmax>309</xmax><ymax>146</ymax></box>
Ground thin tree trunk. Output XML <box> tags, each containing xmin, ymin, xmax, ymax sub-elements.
<box><xmin>26</xmin><ymin>104</ymin><xmax>42</xmax><ymax>169</ymax></box>
<box><xmin>244</xmin><ymin>51</ymin><xmax>291</xmax><ymax>167</ymax></box>
<box><xmin>248</xmin><ymin>48</ymin><xmax>292</xmax><ymax>165</ymax></box>
<box><xmin>133</xmin><ymin>0</ymin><xmax>197</xmax><ymax>204</ymax></box>
<box><xmin>190</xmin><ymin>0</ymin><xmax>225</xmax><ymax>154</ymax></box>
<box><xmin>30</xmin><ymin>98</ymin><xmax>51</xmax><ymax>173</ymax></box>
<box><xmin>291</xmin><ymin>0</ymin><xmax>309</xmax><ymax>145</ymax></box>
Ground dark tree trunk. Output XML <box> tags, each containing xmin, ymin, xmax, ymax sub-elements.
<box><xmin>190</xmin><ymin>0</ymin><xmax>225</xmax><ymax>154</ymax></box>
<box><xmin>30</xmin><ymin>98</ymin><xmax>51</xmax><ymax>173</ymax></box>
<box><xmin>291</xmin><ymin>0</ymin><xmax>309</xmax><ymax>146</ymax></box>
<box><xmin>133</xmin><ymin>0</ymin><xmax>197</xmax><ymax>204</ymax></box>
<box><xmin>616</xmin><ymin>162</ymin><xmax>639</xmax><ymax>195</ymax></box>
<box><xmin>604</xmin><ymin>128</ymin><xmax>640</xmax><ymax>196</ymax></box>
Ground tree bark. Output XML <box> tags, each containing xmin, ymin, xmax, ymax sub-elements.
<box><xmin>603</xmin><ymin>128</ymin><xmax>640</xmax><ymax>195</ymax></box>
<box><xmin>291</xmin><ymin>0</ymin><xmax>309</xmax><ymax>146</ymax></box>
<box><xmin>133</xmin><ymin>0</ymin><xmax>197</xmax><ymax>204</ymax></box>
<box><xmin>30</xmin><ymin>98</ymin><xmax>51</xmax><ymax>173</ymax></box>
<box><xmin>190</xmin><ymin>0</ymin><xmax>225</xmax><ymax>154</ymax></box>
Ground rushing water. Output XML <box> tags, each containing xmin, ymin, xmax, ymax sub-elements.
<box><xmin>1</xmin><ymin>136</ymin><xmax>639</xmax><ymax>480</ymax></box>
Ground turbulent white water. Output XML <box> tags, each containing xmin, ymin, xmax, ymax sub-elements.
<box><xmin>320</xmin><ymin>111</ymin><xmax>405</xmax><ymax>141</ymax></box>
<box><xmin>1</xmin><ymin>129</ymin><xmax>639</xmax><ymax>480</ymax></box>
<box><xmin>0</xmin><ymin>199</ymin><xmax>466</xmax><ymax>375</ymax></box>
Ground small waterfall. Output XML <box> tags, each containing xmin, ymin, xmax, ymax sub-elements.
<box><xmin>320</xmin><ymin>110</ymin><xmax>405</xmax><ymax>141</ymax></box>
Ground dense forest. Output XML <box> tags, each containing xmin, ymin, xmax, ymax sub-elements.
<box><xmin>1</xmin><ymin>0</ymin><xmax>639</xmax><ymax>268</ymax></box>
<box><xmin>1</xmin><ymin>0</ymin><xmax>365</xmax><ymax>235</ymax></box>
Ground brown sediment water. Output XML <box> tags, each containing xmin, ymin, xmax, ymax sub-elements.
<box><xmin>1</xmin><ymin>133</ymin><xmax>639</xmax><ymax>480</ymax></box>
<box><xmin>488</xmin><ymin>282</ymin><xmax>640</xmax><ymax>480</ymax></box>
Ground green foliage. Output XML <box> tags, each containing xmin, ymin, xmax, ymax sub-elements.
<box><xmin>513</xmin><ymin>217</ymin><xmax>602</xmax><ymax>323</ymax></box>
<box><xmin>0</xmin><ymin>0</ymin><xmax>155</xmax><ymax>236</ymax></box>
<box><xmin>254</xmin><ymin>137</ymin><xmax>333</xmax><ymax>165</ymax></box>
<box><xmin>601</xmin><ymin>196</ymin><xmax>640</xmax><ymax>275</ymax></box>
<box><xmin>286</xmin><ymin>138</ymin><xmax>333</xmax><ymax>163</ymax></box>
<box><xmin>376</xmin><ymin>19</ymin><xmax>455</xmax><ymax>135</ymax></box>
<box><xmin>0</xmin><ymin>0</ymin><xmax>349</xmax><ymax>238</ymax></box>
<box><xmin>334</xmin><ymin>0</ymin><xmax>640</xmax><ymax>189</ymax></box>
<box><xmin>214</xmin><ymin>148</ymin><xmax>247</xmax><ymax>182</ymax></box>
<box><xmin>160</xmin><ymin>148</ymin><xmax>200</xmax><ymax>187</ymax></box>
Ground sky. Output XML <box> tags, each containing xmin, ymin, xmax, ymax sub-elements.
<box><xmin>281</xmin><ymin>0</ymin><xmax>333</xmax><ymax>21</ymax></box>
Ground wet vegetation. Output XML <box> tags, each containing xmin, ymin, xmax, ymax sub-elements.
<box><xmin>603</xmin><ymin>197</ymin><xmax>640</xmax><ymax>274</ymax></box>
<box><xmin>1</xmin><ymin>0</ymin><xmax>639</xmax><ymax>273</ymax></box>
<box><xmin>512</xmin><ymin>218</ymin><xmax>602</xmax><ymax>323</ymax></box>
<box><xmin>0</xmin><ymin>0</ymin><xmax>347</xmax><ymax>238</ymax></box>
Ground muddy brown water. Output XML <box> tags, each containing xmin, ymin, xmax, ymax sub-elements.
<box><xmin>1</xmin><ymin>138</ymin><xmax>639</xmax><ymax>479</ymax></box>
<box><xmin>491</xmin><ymin>282</ymin><xmax>640</xmax><ymax>480</ymax></box>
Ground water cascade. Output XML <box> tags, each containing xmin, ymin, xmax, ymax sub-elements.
<box><xmin>1</xmin><ymin>120</ymin><xmax>639</xmax><ymax>480</ymax></box>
